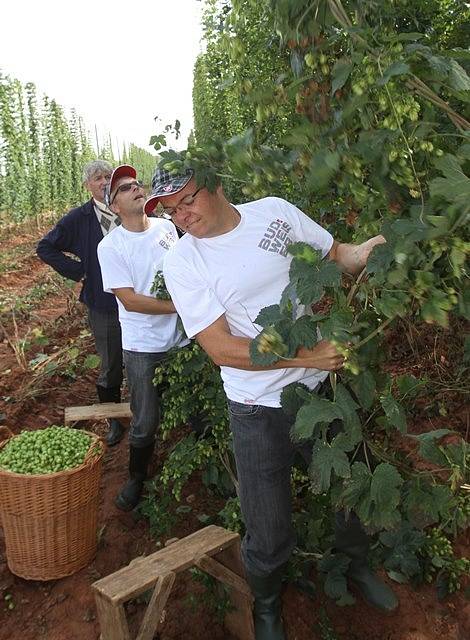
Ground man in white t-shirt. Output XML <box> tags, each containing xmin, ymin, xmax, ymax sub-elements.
<box><xmin>97</xmin><ymin>165</ymin><xmax>187</xmax><ymax>511</ymax></box>
<box><xmin>144</xmin><ymin>165</ymin><xmax>398</xmax><ymax>639</ymax></box>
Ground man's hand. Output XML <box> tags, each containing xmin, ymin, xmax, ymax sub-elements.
<box><xmin>297</xmin><ymin>340</ymin><xmax>345</xmax><ymax>371</ymax></box>
<box><xmin>329</xmin><ymin>235</ymin><xmax>386</xmax><ymax>275</ymax></box>
<box><xmin>357</xmin><ymin>234</ymin><xmax>386</xmax><ymax>265</ymax></box>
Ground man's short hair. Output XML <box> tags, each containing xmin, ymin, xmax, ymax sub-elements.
<box><xmin>82</xmin><ymin>160</ymin><xmax>113</xmax><ymax>183</ymax></box>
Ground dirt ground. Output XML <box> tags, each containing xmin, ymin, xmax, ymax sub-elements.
<box><xmin>0</xmin><ymin>224</ymin><xmax>468</xmax><ymax>640</ymax></box>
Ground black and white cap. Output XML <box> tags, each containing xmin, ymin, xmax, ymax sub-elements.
<box><xmin>143</xmin><ymin>167</ymin><xmax>193</xmax><ymax>215</ymax></box>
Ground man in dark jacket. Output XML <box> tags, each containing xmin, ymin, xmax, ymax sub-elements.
<box><xmin>37</xmin><ymin>160</ymin><xmax>125</xmax><ymax>446</ymax></box>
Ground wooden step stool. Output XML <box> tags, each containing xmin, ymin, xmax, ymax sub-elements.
<box><xmin>92</xmin><ymin>525</ymin><xmax>255</xmax><ymax>640</ymax></box>
<box><xmin>64</xmin><ymin>402</ymin><xmax>132</xmax><ymax>426</ymax></box>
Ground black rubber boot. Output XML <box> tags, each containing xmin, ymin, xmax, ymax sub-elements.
<box><xmin>334</xmin><ymin>511</ymin><xmax>398</xmax><ymax>612</ymax></box>
<box><xmin>96</xmin><ymin>385</ymin><xmax>125</xmax><ymax>447</ymax></box>
<box><xmin>115</xmin><ymin>443</ymin><xmax>154</xmax><ymax>512</ymax></box>
<box><xmin>246</xmin><ymin>565</ymin><xmax>286</xmax><ymax>640</ymax></box>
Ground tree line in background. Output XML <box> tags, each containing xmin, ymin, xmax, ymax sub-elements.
<box><xmin>0</xmin><ymin>72</ymin><xmax>156</xmax><ymax>221</ymax></box>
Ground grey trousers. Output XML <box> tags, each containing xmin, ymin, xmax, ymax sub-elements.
<box><xmin>87</xmin><ymin>306</ymin><xmax>123</xmax><ymax>390</ymax></box>
<box><xmin>228</xmin><ymin>398</ymin><xmax>369</xmax><ymax>577</ymax></box>
<box><xmin>123</xmin><ymin>350</ymin><xmax>168</xmax><ymax>448</ymax></box>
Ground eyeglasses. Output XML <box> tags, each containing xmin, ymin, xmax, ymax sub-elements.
<box><xmin>161</xmin><ymin>186</ymin><xmax>205</xmax><ymax>219</ymax></box>
<box><xmin>110</xmin><ymin>180</ymin><xmax>144</xmax><ymax>204</ymax></box>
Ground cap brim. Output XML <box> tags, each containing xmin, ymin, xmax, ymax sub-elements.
<box><xmin>109</xmin><ymin>164</ymin><xmax>137</xmax><ymax>199</ymax></box>
<box><xmin>144</xmin><ymin>195</ymin><xmax>160</xmax><ymax>215</ymax></box>
<box><xmin>144</xmin><ymin>173</ymin><xmax>193</xmax><ymax>214</ymax></box>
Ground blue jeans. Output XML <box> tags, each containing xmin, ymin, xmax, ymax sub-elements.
<box><xmin>228</xmin><ymin>398</ymin><xmax>368</xmax><ymax>577</ymax></box>
<box><xmin>123</xmin><ymin>350</ymin><xmax>168</xmax><ymax>448</ymax></box>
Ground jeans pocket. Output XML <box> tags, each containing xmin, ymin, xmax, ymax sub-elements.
<box><xmin>227</xmin><ymin>400</ymin><xmax>262</xmax><ymax>417</ymax></box>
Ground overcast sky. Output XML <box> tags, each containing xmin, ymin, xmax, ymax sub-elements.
<box><xmin>0</xmin><ymin>0</ymin><xmax>204</xmax><ymax>157</ymax></box>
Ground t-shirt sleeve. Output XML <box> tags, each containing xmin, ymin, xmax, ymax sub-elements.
<box><xmin>163</xmin><ymin>252</ymin><xmax>225</xmax><ymax>339</ymax></box>
<box><xmin>277</xmin><ymin>198</ymin><xmax>334</xmax><ymax>257</ymax></box>
<box><xmin>97</xmin><ymin>240</ymin><xmax>133</xmax><ymax>293</ymax></box>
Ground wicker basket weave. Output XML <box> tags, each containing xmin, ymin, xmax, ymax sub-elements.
<box><xmin>0</xmin><ymin>426</ymin><xmax>104</xmax><ymax>580</ymax></box>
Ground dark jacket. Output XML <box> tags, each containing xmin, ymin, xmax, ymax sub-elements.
<box><xmin>36</xmin><ymin>199</ymin><xmax>117</xmax><ymax>312</ymax></box>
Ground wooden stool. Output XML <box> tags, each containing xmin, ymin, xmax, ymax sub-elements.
<box><xmin>92</xmin><ymin>525</ymin><xmax>255</xmax><ymax>640</ymax></box>
<box><xmin>64</xmin><ymin>402</ymin><xmax>132</xmax><ymax>426</ymax></box>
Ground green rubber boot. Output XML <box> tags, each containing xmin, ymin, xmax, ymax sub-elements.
<box><xmin>334</xmin><ymin>511</ymin><xmax>399</xmax><ymax>612</ymax></box>
<box><xmin>246</xmin><ymin>566</ymin><xmax>286</xmax><ymax>640</ymax></box>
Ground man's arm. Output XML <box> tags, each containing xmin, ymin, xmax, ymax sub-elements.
<box><xmin>196</xmin><ymin>315</ymin><xmax>344</xmax><ymax>371</ymax></box>
<box><xmin>112</xmin><ymin>287</ymin><xmax>176</xmax><ymax>315</ymax></box>
<box><xmin>328</xmin><ymin>235</ymin><xmax>385</xmax><ymax>275</ymax></box>
<box><xmin>37</xmin><ymin>218</ymin><xmax>85</xmax><ymax>282</ymax></box>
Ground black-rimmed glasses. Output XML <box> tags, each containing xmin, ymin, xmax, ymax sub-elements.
<box><xmin>161</xmin><ymin>186</ymin><xmax>205</xmax><ymax>219</ymax></box>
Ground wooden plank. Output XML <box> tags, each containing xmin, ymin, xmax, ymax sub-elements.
<box><xmin>136</xmin><ymin>572</ymin><xmax>175</xmax><ymax>640</ymax></box>
<box><xmin>93</xmin><ymin>526</ymin><xmax>239</xmax><ymax>605</ymax></box>
<box><xmin>215</xmin><ymin>539</ymin><xmax>255</xmax><ymax>640</ymax></box>
<box><xmin>64</xmin><ymin>403</ymin><xmax>132</xmax><ymax>424</ymax></box>
<box><xmin>195</xmin><ymin>554</ymin><xmax>252</xmax><ymax>599</ymax></box>
<box><xmin>94</xmin><ymin>591</ymin><xmax>131</xmax><ymax>640</ymax></box>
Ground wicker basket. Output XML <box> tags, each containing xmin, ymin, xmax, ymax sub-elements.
<box><xmin>0</xmin><ymin>426</ymin><xmax>104</xmax><ymax>580</ymax></box>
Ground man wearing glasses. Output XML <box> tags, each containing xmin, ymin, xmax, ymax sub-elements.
<box><xmin>97</xmin><ymin>165</ymin><xmax>187</xmax><ymax>511</ymax></box>
<box><xmin>37</xmin><ymin>160</ymin><xmax>126</xmax><ymax>447</ymax></box>
<box><xmin>144</xmin><ymin>164</ymin><xmax>398</xmax><ymax>639</ymax></box>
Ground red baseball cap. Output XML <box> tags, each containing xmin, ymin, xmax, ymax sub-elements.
<box><xmin>105</xmin><ymin>165</ymin><xmax>137</xmax><ymax>206</ymax></box>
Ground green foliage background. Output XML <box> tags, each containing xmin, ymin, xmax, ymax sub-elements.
<box><xmin>0</xmin><ymin>73</ymin><xmax>155</xmax><ymax>221</ymax></box>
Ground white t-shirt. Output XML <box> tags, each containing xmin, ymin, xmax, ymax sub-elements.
<box><xmin>163</xmin><ymin>197</ymin><xmax>334</xmax><ymax>407</ymax></box>
<box><xmin>98</xmin><ymin>218</ymin><xmax>187</xmax><ymax>353</ymax></box>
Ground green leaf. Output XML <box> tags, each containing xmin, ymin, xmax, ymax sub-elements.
<box><xmin>83</xmin><ymin>354</ymin><xmax>101</xmax><ymax>369</ymax></box>
<box><xmin>288</xmin><ymin>242</ymin><xmax>322</xmax><ymax>264</ymax></box>
<box><xmin>318</xmin><ymin>310</ymin><xmax>354</xmax><ymax>342</ymax></box>
<box><xmin>307</xmin><ymin>150</ymin><xmax>340</xmax><ymax>192</ymax></box>
<box><xmin>280</xmin><ymin>382</ymin><xmax>311</xmax><ymax>417</ymax></box>
<box><xmin>395</xmin><ymin>374</ymin><xmax>424</xmax><ymax>398</ymax></box>
<box><xmin>341</xmin><ymin>462</ymin><xmax>372</xmax><ymax>510</ymax></box>
<box><xmin>448</xmin><ymin>59</ymin><xmax>470</xmax><ymax>92</ymax></box>
<box><xmin>319</xmin><ymin>552</ymin><xmax>355</xmax><ymax>606</ymax></box>
<box><xmin>421</xmin><ymin>289</ymin><xmax>454</xmax><ymax>327</ymax></box>
<box><xmin>430</xmin><ymin>154</ymin><xmax>470</xmax><ymax>207</ymax></box>
<box><xmin>350</xmin><ymin>369</ymin><xmax>376</xmax><ymax>410</ymax></box>
<box><xmin>254</xmin><ymin>304</ymin><xmax>284</xmax><ymax>327</ymax></box>
<box><xmin>392</xmin><ymin>218</ymin><xmax>428</xmax><ymax>242</ymax></box>
<box><xmin>355</xmin><ymin>129</ymin><xmax>391</xmax><ymax>162</ymax></box>
<box><xmin>375</xmin><ymin>291</ymin><xmax>410</xmax><ymax>319</ymax></box>
<box><xmin>380</xmin><ymin>393</ymin><xmax>407</xmax><ymax>433</ymax></box>
<box><xmin>68</xmin><ymin>347</ymin><xmax>80</xmax><ymax>360</ymax></box>
<box><xmin>404</xmin><ymin>480</ymin><xmax>453</xmax><ymax>526</ymax></box>
<box><xmin>289</xmin><ymin>256</ymin><xmax>341</xmax><ymax>306</ymax></box>
<box><xmin>366</xmin><ymin>242</ymin><xmax>395</xmax><ymax>275</ymax></box>
<box><xmin>369</xmin><ymin>463</ymin><xmax>403</xmax><ymax>529</ymax></box>
<box><xmin>377</xmin><ymin>61</ymin><xmax>410</xmax><ymax>86</ymax></box>
<box><xmin>292</xmin><ymin>396</ymin><xmax>343</xmax><ymax>442</ymax></box>
<box><xmin>309</xmin><ymin>440</ymin><xmax>351</xmax><ymax>494</ymax></box>
<box><xmin>287</xmin><ymin>315</ymin><xmax>319</xmax><ymax>352</ymax></box>
<box><xmin>380</xmin><ymin>523</ymin><xmax>425</xmax><ymax>579</ymax></box>
<box><xmin>333</xmin><ymin>384</ymin><xmax>362</xmax><ymax>449</ymax></box>
<box><xmin>331</xmin><ymin>58</ymin><xmax>353</xmax><ymax>95</ymax></box>
<box><xmin>410</xmin><ymin>429</ymin><xmax>453</xmax><ymax>465</ymax></box>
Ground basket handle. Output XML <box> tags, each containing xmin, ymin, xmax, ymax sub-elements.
<box><xmin>0</xmin><ymin>426</ymin><xmax>14</xmax><ymax>443</ymax></box>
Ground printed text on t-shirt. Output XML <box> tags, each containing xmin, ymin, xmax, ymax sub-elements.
<box><xmin>159</xmin><ymin>232</ymin><xmax>176</xmax><ymax>251</ymax></box>
<box><xmin>258</xmin><ymin>219</ymin><xmax>293</xmax><ymax>257</ymax></box>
